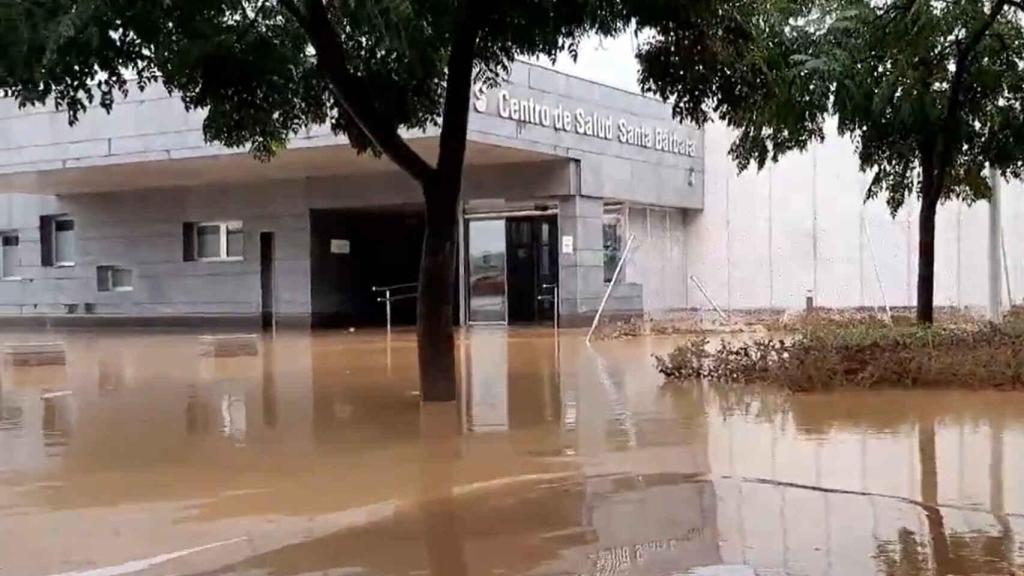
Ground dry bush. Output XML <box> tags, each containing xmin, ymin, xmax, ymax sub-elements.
<box><xmin>655</xmin><ymin>319</ymin><xmax>1024</xmax><ymax>391</ymax></box>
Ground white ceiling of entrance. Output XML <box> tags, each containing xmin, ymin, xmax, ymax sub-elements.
<box><xmin>0</xmin><ymin>139</ymin><xmax>559</xmax><ymax>195</ymax></box>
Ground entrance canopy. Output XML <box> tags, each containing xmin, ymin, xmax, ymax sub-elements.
<box><xmin>0</xmin><ymin>137</ymin><xmax>562</xmax><ymax>196</ymax></box>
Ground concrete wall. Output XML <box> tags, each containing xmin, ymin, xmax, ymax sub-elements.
<box><xmin>622</xmin><ymin>205</ymin><xmax>687</xmax><ymax>315</ymax></box>
<box><xmin>0</xmin><ymin>162</ymin><xmax>571</xmax><ymax>322</ymax></box>
<box><xmin>688</xmin><ymin>120</ymin><xmax>1014</xmax><ymax>312</ymax></box>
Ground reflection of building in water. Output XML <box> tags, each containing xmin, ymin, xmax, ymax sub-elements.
<box><xmin>185</xmin><ymin>385</ymin><xmax>213</xmax><ymax>436</ymax></box>
<box><xmin>0</xmin><ymin>363</ymin><xmax>69</xmax><ymax>472</ymax></box>
<box><xmin>464</xmin><ymin>328</ymin><xmax>565</xmax><ymax>433</ymax></box>
<box><xmin>219</xmin><ymin>393</ymin><xmax>247</xmax><ymax>441</ymax></box>
<box><xmin>529</xmin><ymin>474</ymin><xmax>721</xmax><ymax>576</ymax></box>
<box><xmin>465</xmin><ymin>328</ymin><xmax>510</xmax><ymax>431</ymax></box>
<box><xmin>0</xmin><ymin>378</ymin><xmax>23</xmax><ymax>431</ymax></box>
<box><xmin>41</xmin><ymin>391</ymin><xmax>74</xmax><ymax>450</ymax></box>
<box><xmin>191</xmin><ymin>470</ymin><xmax>720</xmax><ymax>576</ymax></box>
<box><xmin>707</xmin><ymin>389</ymin><xmax>1024</xmax><ymax>575</ymax></box>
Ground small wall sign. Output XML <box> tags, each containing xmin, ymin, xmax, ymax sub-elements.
<box><xmin>330</xmin><ymin>239</ymin><xmax>351</xmax><ymax>254</ymax></box>
<box><xmin>561</xmin><ymin>235</ymin><xmax>574</xmax><ymax>254</ymax></box>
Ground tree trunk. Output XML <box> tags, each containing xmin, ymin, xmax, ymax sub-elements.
<box><xmin>917</xmin><ymin>178</ymin><xmax>940</xmax><ymax>324</ymax></box>
<box><xmin>417</xmin><ymin>178</ymin><xmax>459</xmax><ymax>402</ymax></box>
<box><xmin>417</xmin><ymin>0</ymin><xmax>477</xmax><ymax>403</ymax></box>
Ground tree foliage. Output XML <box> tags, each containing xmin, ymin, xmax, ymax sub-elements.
<box><xmin>634</xmin><ymin>0</ymin><xmax>1024</xmax><ymax>214</ymax></box>
<box><xmin>0</xmin><ymin>0</ymin><xmax>630</xmax><ymax>399</ymax></box>
<box><xmin>635</xmin><ymin>0</ymin><xmax>1024</xmax><ymax>323</ymax></box>
<box><xmin>0</xmin><ymin>0</ymin><xmax>625</xmax><ymax>161</ymax></box>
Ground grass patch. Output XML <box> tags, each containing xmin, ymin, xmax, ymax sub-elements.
<box><xmin>655</xmin><ymin>318</ymin><xmax>1024</xmax><ymax>391</ymax></box>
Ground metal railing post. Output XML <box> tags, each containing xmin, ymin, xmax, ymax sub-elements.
<box><xmin>373</xmin><ymin>282</ymin><xmax>417</xmax><ymax>335</ymax></box>
<box><xmin>554</xmin><ymin>285</ymin><xmax>559</xmax><ymax>332</ymax></box>
<box><xmin>689</xmin><ymin>275</ymin><xmax>729</xmax><ymax>322</ymax></box>
<box><xmin>861</xmin><ymin>219</ymin><xmax>893</xmax><ymax>322</ymax></box>
<box><xmin>539</xmin><ymin>282</ymin><xmax>559</xmax><ymax>332</ymax></box>
<box><xmin>586</xmin><ymin>234</ymin><xmax>637</xmax><ymax>345</ymax></box>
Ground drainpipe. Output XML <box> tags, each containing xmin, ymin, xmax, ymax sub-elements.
<box><xmin>989</xmin><ymin>167</ymin><xmax>1003</xmax><ymax>322</ymax></box>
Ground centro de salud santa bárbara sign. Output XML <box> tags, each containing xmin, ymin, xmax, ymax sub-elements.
<box><xmin>473</xmin><ymin>85</ymin><xmax>697</xmax><ymax>157</ymax></box>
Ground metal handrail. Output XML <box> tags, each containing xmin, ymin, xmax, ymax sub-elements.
<box><xmin>689</xmin><ymin>275</ymin><xmax>729</xmax><ymax>322</ymax></box>
<box><xmin>537</xmin><ymin>283</ymin><xmax>559</xmax><ymax>331</ymax></box>
<box><xmin>374</xmin><ymin>283</ymin><xmax>418</xmax><ymax>334</ymax></box>
<box><xmin>587</xmin><ymin>234</ymin><xmax>637</xmax><ymax>344</ymax></box>
<box><xmin>372</xmin><ymin>282</ymin><xmax>418</xmax><ymax>292</ymax></box>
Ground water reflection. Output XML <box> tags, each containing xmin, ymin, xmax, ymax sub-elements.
<box><xmin>41</xmin><ymin>391</ymin><xmax>73</xmax><ymax>450</ymax></box>
<box><xmin>0</xmin><ymin>377</ymin><xmax>23</xmax><ymax>431</ymax></box>
<box><xmin>0</xmin><ymin>331</ymin><xmax>1021</xmax><ymax>576</ymax></box>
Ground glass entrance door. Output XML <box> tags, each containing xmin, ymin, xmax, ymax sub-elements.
<box><xmin>467</xmin><ymin>219</ymin><xmax>507</xmax><ymax>323</ymax></box>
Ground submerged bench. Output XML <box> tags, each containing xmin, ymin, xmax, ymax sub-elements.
<box><xmin>199</xmin><ymin>334</ymin><xmax>260</xmax><ymax>358</ymax></box>
<box><xmin>4</xmin><ymin>341</ymin><xmax>67</xmax><ymax>367</ymax></box>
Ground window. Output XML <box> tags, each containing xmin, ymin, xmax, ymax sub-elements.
<box><xmin>184</xmin><ymin>221</ymin><xmax>243</xmax><ymax>261</ymax></box>
<box><xmin>54</xmin><ymin>217</ymin><xmax>75</xmax><ymax>265</ymax></box>
<box><xmin>97</xmin><ymin>265</ymin><xmax>133</xmax><ymax>292</ymax></box>
<box><xmin>40</xmin><ymin>215</ymin><xmax>75</xmax><ymax>267</ymax></box>
<box><xmin>1</xmin><ymin>234</ymin><xmax>19</xmax><ymax>279</ymax></box>
<box><xmin>602</xmin><ymin>204</ymin><xmax>624</xmax><ymax>283</ymax></box>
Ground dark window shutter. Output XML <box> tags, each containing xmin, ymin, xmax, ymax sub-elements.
<box><xmin>40</xmin><ymin>215</ymin><xmax>54</xmax><ymax>267</ymax></box>
<box><xmin>183</xmin><ymin>222</ymin><xmax>196</xmax><ymax>262</ymax></box>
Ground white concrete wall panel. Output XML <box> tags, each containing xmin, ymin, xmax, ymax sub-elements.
<box><xmin>624</xmin><ymin>206</ymin><xmax>685</xmax><ymax>315</ymax></box>
<box><xmin>691</xmin><ymin>120</ymin><xmax>1017</xmax><ymax>313</ymax></box>
<box><xmin>813</xmin><ymin>131</ymin><xmax>866</xmax><ymax>308</ymax></box>
<box><xmin>685</xmin><ymin>123</ymin><xmax>732</xmax><ymax>309</ymax></box>
<box><xmin>957</xmin><ymin>201</ymin><xmax>990</xmax><ymax>308</ymax></box>
<box><xmin>933</xmin><ymin>203</ymin><xmax>960</xmax><ymax>308</ymax></box>
<box><xmin>768</xmin><ymin>155</ymin><xmax>814</xmax><ymax>309</ymax></box>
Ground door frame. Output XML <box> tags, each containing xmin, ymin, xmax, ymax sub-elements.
<box><xmin>462</xmin><ymin>208</ymin><xmax>560</xmax><ymax>327</ymax></box>
<box><xmin>259</xmin><ymin>231</ymin><xmax>276</xmax><ymax>331</ymax></box>
<box><xmin>465</xmin><ymin>217</ymin><xmax>509</xmax><ymax>326</ymax></box>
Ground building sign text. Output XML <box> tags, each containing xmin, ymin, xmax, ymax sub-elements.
<box><xmin>474</xmin><ymin>86</ymin><xmax>696</xmax><ymax>158</ymax></box>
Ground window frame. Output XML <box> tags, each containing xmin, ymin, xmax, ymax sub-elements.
<box><xmin>0</xmin><ymin>233</ymin><xmax>20</xmax><ymax>280</ymax></box>
<box><xmin>602</xmin><ymin>204</ymin><xmax>624</xmax><ymax>284</ymax></box>
<box><xmin>97</xmin><ymin>265</ymin><xmax>134</xmax><ymax>292</ymax></box>
<box><xmin>53</xmin><ymin>216</ymin><xmax>76</xmax><ymax>268</ymax></box>
<box><xmin>193</xmin><ymin>220</ymin><xmax>244</xmax><ymax>262</ymax></box>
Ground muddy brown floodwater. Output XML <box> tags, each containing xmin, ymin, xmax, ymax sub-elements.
<box><xmin>0</xmin><ymin>327</ymin><xmax>1023</xmax><ymax>576</ymax></box>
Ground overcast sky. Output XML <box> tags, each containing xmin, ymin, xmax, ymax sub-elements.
<box><xmin>531</xmin><ymin>33</ymin><xmax>643</xmax><ymax>93</ymax></box>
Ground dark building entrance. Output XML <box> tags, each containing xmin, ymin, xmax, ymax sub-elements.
<box><xmin>466</xmin><ymin>214</ymin><xmax>558</xmax><ymax>325</ymax></box>
<box><xmin>312</xmin><ymin>209</ymin><xmax>559</xmax><ymax>328</ymax></box>
<box><xmin>310</xmin><ymin>208</ymin><xmax>424</xmax><ymax>328</ymax></box>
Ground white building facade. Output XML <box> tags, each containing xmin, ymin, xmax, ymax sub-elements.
<box><xmin>0</xmin><ymin>61</ymin><xmax>1013</xmax><ymax>328</ymax></box>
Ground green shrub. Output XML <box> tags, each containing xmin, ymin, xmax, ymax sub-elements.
<box><xmin>655</xmin><ymin>320</ymin><xmax>1024</xmax><ymax>391</ymax></box>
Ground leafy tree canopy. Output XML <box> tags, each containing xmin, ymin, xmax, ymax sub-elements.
<box><xmin>0</xmin><ymin>0</ymin><xmax>625</xmax><ymax>161</ymax></box>
<box><xmin>634</xmin><ymin>0</ymin><xmax>1024</xmax><ymax>214</ymax></box>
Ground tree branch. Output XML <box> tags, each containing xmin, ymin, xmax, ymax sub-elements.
<box><xmin>280</xmin><ymin>0</ymin><xmax>435</xmax><ymax>184</ymax></box>
<box><xmin>1006</xmin><ymin>0</ymin><xmax>1024</xmax><ymax>11</ymax></box>
<box><xmin>935</xmin><ymin>0</ymin><xmax>1007</xmax><ymax>194</ymax></box>
<box><xmin>434</xmin><ymin>0</ymin><xmax>480</xmax><ymax>197</ymax></box>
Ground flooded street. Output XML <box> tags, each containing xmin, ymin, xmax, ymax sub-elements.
<box><xmin>0</xmin><ymin>328</ymin><xmax>1022</xmax><ymax>576</ymax></box>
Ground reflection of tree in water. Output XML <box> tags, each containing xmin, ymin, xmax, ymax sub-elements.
<box><xmin>876</xmin><ymin>418</ymin><xmax>1019</xmax><ymax>576</ymax></box>
<box><xmin>701</xmin><ymin>383</ymin><xmax>791</xmax><ymax>423</ymax></box>
<box><xmin>875</xmin><ymin>527</ymin><xmax>1020</xmax><ymax>576</ymax></box>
